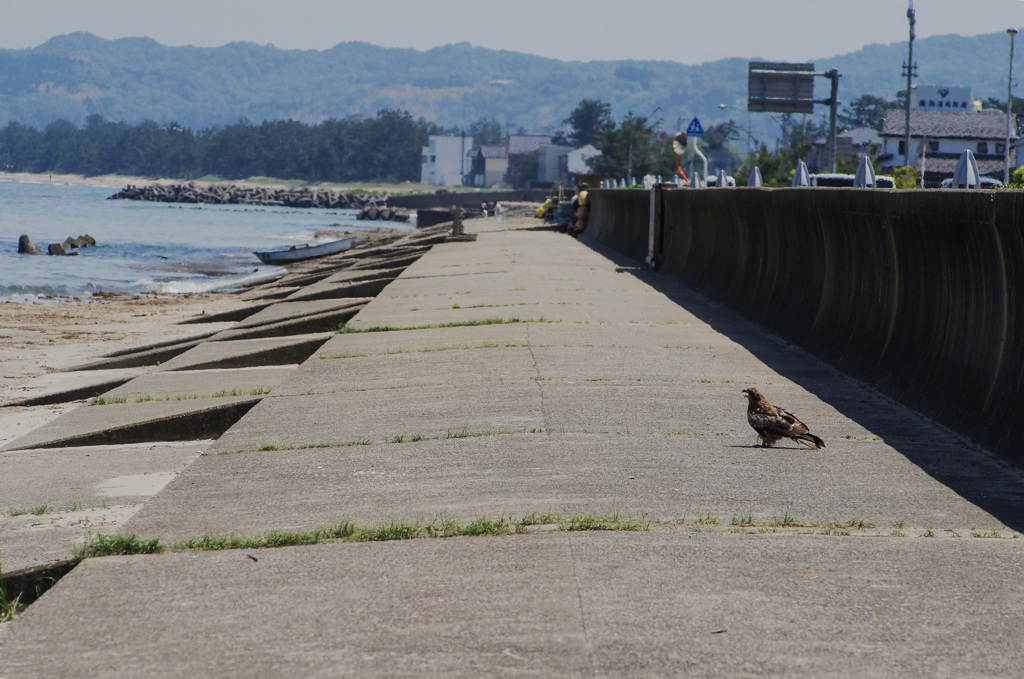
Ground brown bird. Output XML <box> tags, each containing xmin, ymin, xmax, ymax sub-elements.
<box><xmin>742</xmin><ymin>387</ymin><xmax>825</xmax><ymax>450</ymax></box>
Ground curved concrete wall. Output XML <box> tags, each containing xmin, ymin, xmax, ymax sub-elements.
<box><xmin>587</xmin><ymin>187</ymin><xmax>1024</xmax><ymax>466</ymax></box>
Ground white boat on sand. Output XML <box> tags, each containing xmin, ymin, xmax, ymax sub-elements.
<box><xmin>253</xmin><ymin>236</ymin><xmax>357</xmax><ymax>264</ymax></box>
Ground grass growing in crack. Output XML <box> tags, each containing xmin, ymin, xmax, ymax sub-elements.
<box><xmin>73</xmin><ymin>534</ymin><xmax>165</xmax><ymax>560</ymax></box>
<box><xmin>380</xmin><ymin>427</ymin><xmax>551</xmax><ymax>446</ymax></box>
<box><xmin>843</xmin><ymin>519</ymin><xmax>876</xmax><ymax>530</ymax></box>
<box><xmin>560</xmin><ymin>513</ymin><xmax>649</xmax><ymax>532</ymax></box>
<box><xmin>0</xmin><ymin>583</ymin><xmax>22</xmax><ymax>622</ymax></box>
<box><xmin>212</xmin><ymin>387</ymin><xmax>271</xmax><ymax>398</ymax></box>
<box><xmin>175</xmin><ymin>525</ymin><xmax>356</xmax><ymax>551</ymax></box>
<box><xmin>219</xmin><ymin>440</ymin><xmax>373</xmax><ymax>454</ymax></box>
<box><xmin>971</xmin><ymin>530</ymin><xmax>1003</xmax><ymax>538</ymax></box>
<box><xmin>89</xmin><ymin>395</ymin><xmax>128</xmax><ymax>405</ymax></box>
<box><xmin>773</xmin><ymin>512</ymin><xmax>804</xmax><ymax>527</ymax></box>
<box><xmin>131</xmin><ymin>387</ymin><xmax>270</xmax><ymax>403</ymax></box>
<box><xmin>70</xmin><ymin>513</ymin><xmax>650</xmax><ymax>567</ymax></box>
<box><xmin>460</xmin><ymin>516</ymin><xmax>513</xmax><ymax>536</ymax></box>
<box><xmin>731</xmin><ymin>513</ymin><xmax>755</xmax><ymax>526</ymax></box>
<box><xmin>352</xmin><ymin>523</ymin><xmax>423</xmax><ymax>542</ymax></box>
<box><xmin>516</xmin><ymin>512</ymin><xmax>562</xmax><ymax>530</ymax></box>
<box><xmin>1</xmin><ymin>564</ymin><xmax>70</xmax><ymax>622</ymax></box>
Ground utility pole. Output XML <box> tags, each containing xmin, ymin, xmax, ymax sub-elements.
<box><xmin>826</xmin><ymin>69</ymin><xmax>840</xmax><ymax>172</ymax></box>
<box><xmin>902</xmin><ymin>1</ymin><xmax>917</xmax><ymax>168</ymax></box>
<box><xmin>1006</xmin><ymin>28</ymin><xmax>1017</xmax><ymax>184</ymax></box>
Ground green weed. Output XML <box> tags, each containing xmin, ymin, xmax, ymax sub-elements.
<box><xmin>89</xmin><ymin>396</ymin><xmax>128</xmax><ymax>405</ymax></box>
<box><xmin>560</xmin><ymin>513</ymin><xmax>648</xmax><ymax>532</ymax></box>
<box><xmin>773</xmin><ymin>512</ymin><xmax>803</xmax><ymax>527</ymax></box>
<box><xmin>73</xmin><ymin>534</ymin><xmax>166</xmax><ymax>560</ymax></box>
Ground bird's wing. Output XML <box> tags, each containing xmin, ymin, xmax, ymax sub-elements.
<box><xmin>750</xmin><ymin>406</ymin><xmax>811</xmax><ymax>438</ymax></box>
<box><xmin>774</xmin><ymin>408</ymin><xmax>812</xmax><ymax>435</ymax></box>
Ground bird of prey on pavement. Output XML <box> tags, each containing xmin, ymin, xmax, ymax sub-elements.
<box><xmin>742</xmin><ymin>387</ymin><xmax>825</xmax><ymax>450</ymax></box>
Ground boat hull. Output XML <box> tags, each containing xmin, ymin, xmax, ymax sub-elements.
<box><xmin>254</xmin><ymin>236</ymin><xmax>357</xmax><ymax>264</ymax></box>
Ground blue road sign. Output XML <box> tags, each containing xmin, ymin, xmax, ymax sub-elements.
<box><xmin>686</xmin><ymin>117</ymin><xmax>704</xmax><ymax>136</ymax></box>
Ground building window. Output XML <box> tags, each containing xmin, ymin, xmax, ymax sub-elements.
<box><xmin>898</xmin><ymin>141</ymin><xmax>906</xmax><ymax>155</ymax></box>
<box><xmin>996</xmin><ymin>143</ymin><xmax>1006</xmax><ymax>154</ymax></box>
<box><xmin>977</xmin><ymin>142</ymin><xmax>988</xmax><ymax>154</ymax></box>
<box><xmin>928</xmin><ymin>141</ymin><xmax>939</xmax><ymax>152</ymax></box>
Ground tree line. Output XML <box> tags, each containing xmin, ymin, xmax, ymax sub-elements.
<box><xmin>5</xmin><ymin>92</ymin><xmax>1012</xmax><ymax>188</ymax></box>
<box><xmin>0</xmin><ymin>110</ymin><xmax>440</xmax><ymax>182</ymax></box>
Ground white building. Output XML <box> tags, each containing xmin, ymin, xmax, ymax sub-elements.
<box><xmin>537</xmin><ymin>144</ymin><xmax>574</xmax><ymax>184</ymax></box>
<box><xmin>912</xmin><ymin>85</ymin><xmax>979</xmax><ymax>113</ymax></box>
<box><xmin>878</xmin><ymin>109</ymin><xmax>1019</xmax><ymax>185</ymax></box>
<box><xmin>532</xmin><ymin>143</ymin><xmax>600</xmax><ymax>186</ymax></box>
<box><xmin>420</xmin><ymin>135</ymin><xmax>472</xmax><ymax>186</ymax></box>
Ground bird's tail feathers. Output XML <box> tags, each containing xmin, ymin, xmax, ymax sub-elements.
<box><xmin>796</xmin><ymin>434</ymin><xmax>826</xmax><ymax>450</ymax></box>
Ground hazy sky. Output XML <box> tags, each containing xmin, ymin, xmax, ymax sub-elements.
<box><xmin>3</xmin><ymin>0</ymin><xmax>1024</xmax><ymax>64</ymax></box>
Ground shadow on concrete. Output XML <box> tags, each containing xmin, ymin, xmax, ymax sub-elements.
<box><xmin>586</xmin><ymin>237</ymin><xmax>1024</xmax><ymax>533</ymax></box>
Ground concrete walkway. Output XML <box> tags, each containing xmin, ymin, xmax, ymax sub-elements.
<box><xmin>2</xmin><ymin>217</ymin><xmax>1022</xmax><ymax>677</ymax></box>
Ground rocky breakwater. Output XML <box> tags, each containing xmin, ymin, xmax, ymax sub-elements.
<box><xmin>109</xmin><ymin>183</ymin><xmax>410</xmax><ymax>223</ymax></box>
<box><xmin>18</xmin><ymin>233</ymin><xmax>96</xmax><ymax>256</ymax></box>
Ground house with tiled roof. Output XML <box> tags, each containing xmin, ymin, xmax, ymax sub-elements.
<box><xmin>468</xmin><ymin>145</ymin><xmax>508</xmax><ymax>187</ymax></box>
<box><xmin>878</xmin><ymin>109</ymin><xmax>1019</xmax><ymax>186</ymax></box>
<box><xmin>507</xmin><ymin>134</ymin><xmax>552</xmax><ymax>155</ymax></box>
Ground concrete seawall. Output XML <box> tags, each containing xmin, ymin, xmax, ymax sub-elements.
<box><xmin>588</xmin><ymin>187</ymin><xmax>1024</xmax><ymax>467</ymax></box>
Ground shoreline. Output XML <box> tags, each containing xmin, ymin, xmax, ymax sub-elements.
<box><xmin>0</xmin><ymin>171</ymin><xmax>186</xmax><ymax>189</ymax></box>
<box><xmin>0</xmin><ymin>171</ymin><xmax>444</xmax><ymax>194</ymax></box>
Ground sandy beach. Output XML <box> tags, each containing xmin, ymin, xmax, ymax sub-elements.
<box><xmin>0</xmin><ymin>170</ymin><xmax>412</xmax><ymax>446</ymax></box>
<box><xmin>0</xmin><ymin>171</ymin><xmax>187</xmax><ymax>189</ymax></box>
<box><xmin>0</xmin><ymin>292</ymin><xmax>252</xmax><ymax>447</ymax></box>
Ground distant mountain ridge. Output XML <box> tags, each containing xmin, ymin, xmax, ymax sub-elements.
<box><xmin>0</xmin><ymin>31</ymin><xmax>1015</xmax><ymax>135</ymax></box>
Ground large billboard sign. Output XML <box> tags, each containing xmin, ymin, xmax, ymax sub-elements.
<box><xmin>747</xmin><ymin>62</ymin><xmax>816</xmax><ymax>114</ymax></box>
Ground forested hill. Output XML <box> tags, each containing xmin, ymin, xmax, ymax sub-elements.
<box><xmin>0</xmin><ymin>31</ymin><xmax>1015</xmax><ymax>132</ymax></box>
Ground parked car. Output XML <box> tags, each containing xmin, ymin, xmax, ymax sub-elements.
<box><xmin>940</xmin><ymin>176</ymin><xmax>1003</xmax><ymax>188</ymax></box>
<box><xmin>810</xmin><ymin>173</ymin><xmax>896</xmax><ymax>188</ymax></box>
<box><xmin>704</xmin><ymin>174</ymin><xmax>736</xmax><ymax>187</ymax></box>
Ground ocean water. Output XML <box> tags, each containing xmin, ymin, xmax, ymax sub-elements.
<box><xmin>0</xmin><ymin>181</ymin><xmax>411</xmax><ymax>300</ymax></box>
